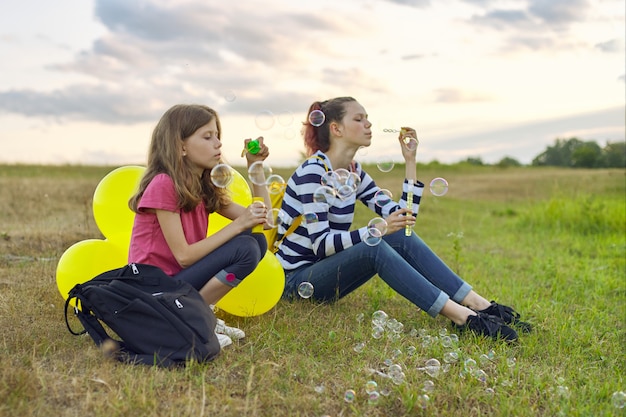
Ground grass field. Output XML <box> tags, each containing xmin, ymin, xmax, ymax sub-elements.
<box><xmin>0</xmin><ymin>163</ymin><xmax>624</xmax><ymax>417</ymax></box>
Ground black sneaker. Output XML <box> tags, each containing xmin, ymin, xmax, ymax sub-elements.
<box><xmin>454</xmin><ymin>312</ymin><xmax>519</xmax><ymax>342</ymax></box>
<box><xmin>479</xmin><ymin>301</ymin><xmax>533</xmax><ymax>333</ymax></box>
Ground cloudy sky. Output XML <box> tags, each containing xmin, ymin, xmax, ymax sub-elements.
<box><xmin>0</xmin><ymin>0</ymin><xmax>624</xmax><ymax>167</ymax></box>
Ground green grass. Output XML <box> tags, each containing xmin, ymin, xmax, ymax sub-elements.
<box><xmin>0</xmin><ymin>164</ymin><xmax>624</xmax><ymax>416</ymax></box>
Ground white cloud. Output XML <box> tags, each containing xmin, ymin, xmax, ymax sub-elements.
<box><xmin>0</xmin><ymin>0</ymin><xmax>623</xmax><ymax>166</ymax></box>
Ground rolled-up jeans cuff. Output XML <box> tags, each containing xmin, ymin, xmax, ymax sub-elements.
<box><xmin>216</xmin><ymin>269</ymin><xmax>241</xmax><ymax>287</ymax></box>
<box><xmin>426</xmin><ymin>292</ymin><xmax>450</xmax><ymax>317</ymax></box>
<box><xmin>451</xmin><ymin>282</ymin><xmax>472</xmax><ymax>304</ymax></box>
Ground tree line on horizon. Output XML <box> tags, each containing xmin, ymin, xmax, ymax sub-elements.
<box><xmin>454</xmin><ymin>137</ymin><xmax>625</xmax><ymax>168</ymax></box>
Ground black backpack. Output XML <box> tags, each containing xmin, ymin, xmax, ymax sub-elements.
<box><xmin>64</xmin><ymin>263</ymin><xmax>221</xmax><ymax>367</ymax></box>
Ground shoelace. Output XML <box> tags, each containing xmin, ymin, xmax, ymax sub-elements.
<box><xmin>490</xmin><ymin>302</ymin><xmax>520</xmax><ymax>322</ymax></box>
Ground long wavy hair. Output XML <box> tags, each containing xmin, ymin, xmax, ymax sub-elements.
<box><xmin>302</xmin><ymin>96</ymin><xmax>356</xmax><ymax>156</ymax></box>
<box><xmin>129</xmin><ymin>104</ymin><xmax>230</xmax><ymax>214</ymax></box>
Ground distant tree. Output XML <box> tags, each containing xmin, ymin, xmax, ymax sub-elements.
<box><xmin>602</xmin><ymin>141</ymin><xmax>626</xmax><ymax>168</ymax></box>
<box><xmin>464</xmin><ymin>157</ymin><xmax>484</xmax><ymax>166</ymax></box>
<box><xmin>571</xmin><ymin>141</ymin><xmax>602</xmax><ymax>168</ymax></box>
<box><xmin>532</xmin><ymin>137</ymin><xmax>585</xmax><ymax>167</ymax></box>
<box><xmin>497</xmin><ymin>156</ymin><xmax>521</xmax><ymax>167</ymax></box>
<box><xmin>426</xmin><ymin>160</ymin><xmax>443</xmax><ymax>167</ymax></box>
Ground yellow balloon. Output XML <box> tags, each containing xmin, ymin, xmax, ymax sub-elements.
<box><xmin>56</xmin><ymin>239</ymin><xmax>128</xmax><ymax>302</ymax></box>
<box><xmin>216</xmin><ymin>250</ymin><xmax>285</xmax><ymax>317</ymax></box>
<box><xmin>92</xmin><ymin>165</ymin><xmax>145</xmax><ymax>245</ymax></box>
<box><xmin>207</xmin><ymin>212</ymin><xmax>231</xmax><ymax>236</ymax></box>
<box><xmin>229</xmin><ymin>169</ymin><xmax>253</xmax><ymax>206</ymax></box>
<box><xmin>207</xmin><ymin>168</ymin><xmax>253</xmax><ymax>236</ymax></box>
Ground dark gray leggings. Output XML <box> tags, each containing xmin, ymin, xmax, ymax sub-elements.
<box><xmin>174</xmin><ymin>231</ymin><xmax>267</xmax><ymax>290</ymax></box>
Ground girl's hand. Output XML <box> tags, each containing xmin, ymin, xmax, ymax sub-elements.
<box><xmin>243</xmin><ymin>136</ymin><xmax>270</xmax><ymax>165</ymax></box>
<box><xmin>385</xmin><ymin>208</ymin><xmax>415</xmax><ymax>235</ymax></box>
<box><xmin>397</xmin><ymin>127</ymin><xmax>418</xmax><ymax>163</ymax></box>
<box><xmin>233</xmin><ymin>199</ymin><xmax>268</xmax><ymax>230</ymax></box>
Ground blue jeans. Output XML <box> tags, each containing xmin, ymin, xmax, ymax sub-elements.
<box><xmin>175</xmin><ymin>231</ymin><xmax>267</xmax><ymax>290</ymax></box>
<box><xmin>282</xmin><ymin>230</ymin><xmax>472</xmax><ymax>317</ymax></box>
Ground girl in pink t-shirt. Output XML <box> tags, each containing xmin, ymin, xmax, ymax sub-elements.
<box><xmin>128</xmin><ymin>104</ymin><xmax>271</xmax><ymax>345</ymax></box>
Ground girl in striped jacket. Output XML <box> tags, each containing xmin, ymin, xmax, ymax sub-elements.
<box><xmin>275</xmin><ymin>97</ymin><xmax>531</xmax><ymax>342</ymax></box>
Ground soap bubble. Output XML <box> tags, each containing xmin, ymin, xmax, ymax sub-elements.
<box><xmin>367</xmin><ymin>391</ymin><xmax>380</xmax><ymax>405</ymax></box>
<box><xmin>391</xmin><ymin>372</ymin><xmax>406</xmax><ymax>385</ymax></box>
<box><xmin>421</xmin><ymin>335</ymin><xmax>433</xmax><ymax>348</ymax></box>
<box><xmin>443</xmin><ymin>351</ymin><xmax>460</xmax><ymax>364</ymax></box>
<box><xmin>391</xmin><ymin>348</ymin><xmax>402</xmax><ymax>358</ymax></box>
<box><xmin>210</xmin><ymin>164</ymin><xmax>234</xmax><ymax>188</ymax></box>
<box><xmin>347</xmin><ymin>172</ymin><xmax>361</xmax><ymax>191</ymax></box>
<box><xmin>555</xmin><ymin>385</ymin><xmax>570</xmax><ymax>398</ymax></box>
<box><xmin>479</xmin><ymin>353</ymin><xmax>492</xmax><ymax>366</ymax></box>
<box><xmin>611</xmin><ymin>391</ymin><xmax>626</xmax><ymax>409</ymax></box>
<box><xmin>303</xmin><ymin>212</ymin><xmax>319</xmax><ymax>224</ymax></box>
<box><xmin>464</xmin><ymin>358</ymin><xmax>478</xmax><ymax>372</ymax></box>
<box><xmin>386</xmin><ymin>318</ymin><xmax>403</xmax><ymax>334</ymax></box>
<box><xmin>313</xmin><ymin>186</ymin><xmax>336</xmax><ymax>205</ymax></box>
<box><xmin>297</xmin><ymin>282</ymin><xmax>314</xmax><ymax>298</ymax></box>
<box><xmin>278</xmin><ymin>111</ymin><xmax>294</xmax><ymax>126</ymax></box>
<box><xmin>373</xmin><ymin>189</ymin><xmax>393</xmax><ymax>207</ymax></box>
<box><xmin>250</xmin><ymin>200</ymin><xmax>266</xmax><ymax>216</ymax></box>
<box><xmin>336</xmin><ymin>184</ymin><xmax>355</xmax><ymax>200</ymax></box>
<box><xmin>266</xmin><ymin>208</ymin><xmax>283</xmax><ymax>229</ymax></box>
<box><xmin>224</xmin><ymin>90</ymin><xmax>236</xmax><ymax>102</ymax></box>
<box><xmin>424</xmin><ymin>358</ymin><xmax>441</xmax><ymax>378</ymax></box>
<box><xmin>403</xmin><ymin>136</ymin><xmax>419</xmax><ymax>151</ymax></box>
<box><xmin>353</xmin><ymin>342</ymin><xmax>366</xmax><ymax>353</ymax></box>
<box><xmin>266</xmin><ymin>174</ymin><xmax>286</xmax><ymax>194</ymax></box>
<box><xmin>377</xmin><ymin>160</ymin><xmax>394</xmax><ymax>173</ymax></box>
<box><xmin>247</xmin><ymin>161</ymin><xmax>272</xmax><ymax>186</ymax></box>
<box><xmin>473</xmin><ymin>369</ymin><xmax>488</xmax><ymax>384</ymax></box>
<box><xmin>367</xmin><ymin>217</ymin><xmax>388</xmax><ymax>238</ymax></box>
<box><xmin>416</xmin><ymin>394</ymin><xmax>429</xmax><ymax>409</ymax></box>
<box><xmin>440</xmin><ymin>335</ymin><xmax>453</xmax><ymax>348</ymax></box>
<box><xmin>333</xmin><ymin>168</ymin><xmax>350</xmax><ymax>184</ymax></box>
<box><xmin>371</xmin><ymin>325</ymin><xmax>385</xmax><ymax>339</ymax></box>
<box><xmin>320</xmin><ymin>171</ymin><xmax>338</xmax><ymax>188</ymax></box>
<box><xmin>372</xmin><ymin>310</ymin><xmax>388</xmax><ymax>326</ymax></box>
<box><xmin>388</xmin><ymin>363</ymin><xmax>403</xmax><ymax>378</ymax></box>
<box><xmin>365</xmin><ymin>380</ymin><xmax>378</xmax><ymax>393</ymax></box>
<box><xmin>430</xmin><ymin>177</ymin><xmax>449</xmax><ymax>196</ymax></box>
<box><xmin>422</xmin><ymin>380</ymin><xmax>435</xmax><ymax>393</ymax></box>
<box><xmin>363</xmin><ymin>230</ymin><xmax>382</xmax><ymax>246</ymax></box>
<box><xmin>309</xmin><ymin>110</ymin><xmax>325</xmax><ymax>127</ymax></box>
<box><xmin>344</xmin><ymin>389</ymin><xmax>356</xmax><ymax>403</ymax></box>
<box><xmin>283</xmin><ymin>127</ymin><xmax>296</xmax><ymax>140</ymax></box>
<box><xmin>255</xmin><ymin>110</ymin><xmax>275</xmax><ymax>130</ymax></box>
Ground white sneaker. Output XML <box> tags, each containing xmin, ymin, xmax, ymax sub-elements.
<box><xmin>216</xmin><ymin>332</ymin><xmax>232</xmax><ymax>348</ymax></box>
<box><xmin>215</xmin><ymin>318</ymin><xmax>246</xmax><ymax>340</ymax></box>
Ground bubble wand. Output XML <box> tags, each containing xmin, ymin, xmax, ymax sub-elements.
<box><xmin>241</xmin><ymin>139</ymin><xmax>261</xmax><ymax>157</ymax></box>
<box><xmin>400</xmin><ymin>129</ymin><xmax>419</xmax><ymax>237</ymax></box>
<box><xmin>405</xmin><ymin>179</ymin><xmax>414</xmax><ymax>237</ymax></box>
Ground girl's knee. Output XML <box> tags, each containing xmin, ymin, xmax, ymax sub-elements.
<box><xmin>233</xmin><ymin>235</ymin><xmax>264</xmax><ymax>262</ymax></box>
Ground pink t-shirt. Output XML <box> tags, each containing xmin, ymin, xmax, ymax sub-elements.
<box><xmin>128</xmin><ymin>173</ymin><xmax>209</xmax><ymax>276</ymax></box>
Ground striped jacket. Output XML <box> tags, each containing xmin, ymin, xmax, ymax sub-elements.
<box><xmin>276</xmin><ymin>151</ymin><xmax>424</xmax><ymax>271</ymax></box>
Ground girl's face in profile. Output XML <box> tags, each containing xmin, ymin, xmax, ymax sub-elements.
<box><xmin>337</xmin><ymin>101</ymin><xmax>372</xmax><ymax>149</ymax></box>
<box><xmin>182</xmin><ymin>118</ymin><xmax>222</xmax><ymax>174</ymax></box>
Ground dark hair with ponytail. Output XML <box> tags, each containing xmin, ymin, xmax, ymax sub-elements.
<box><xmin>302</xmin><ymin>97</ymin><xmax>356</xmax><ymax>156</ymax></box>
